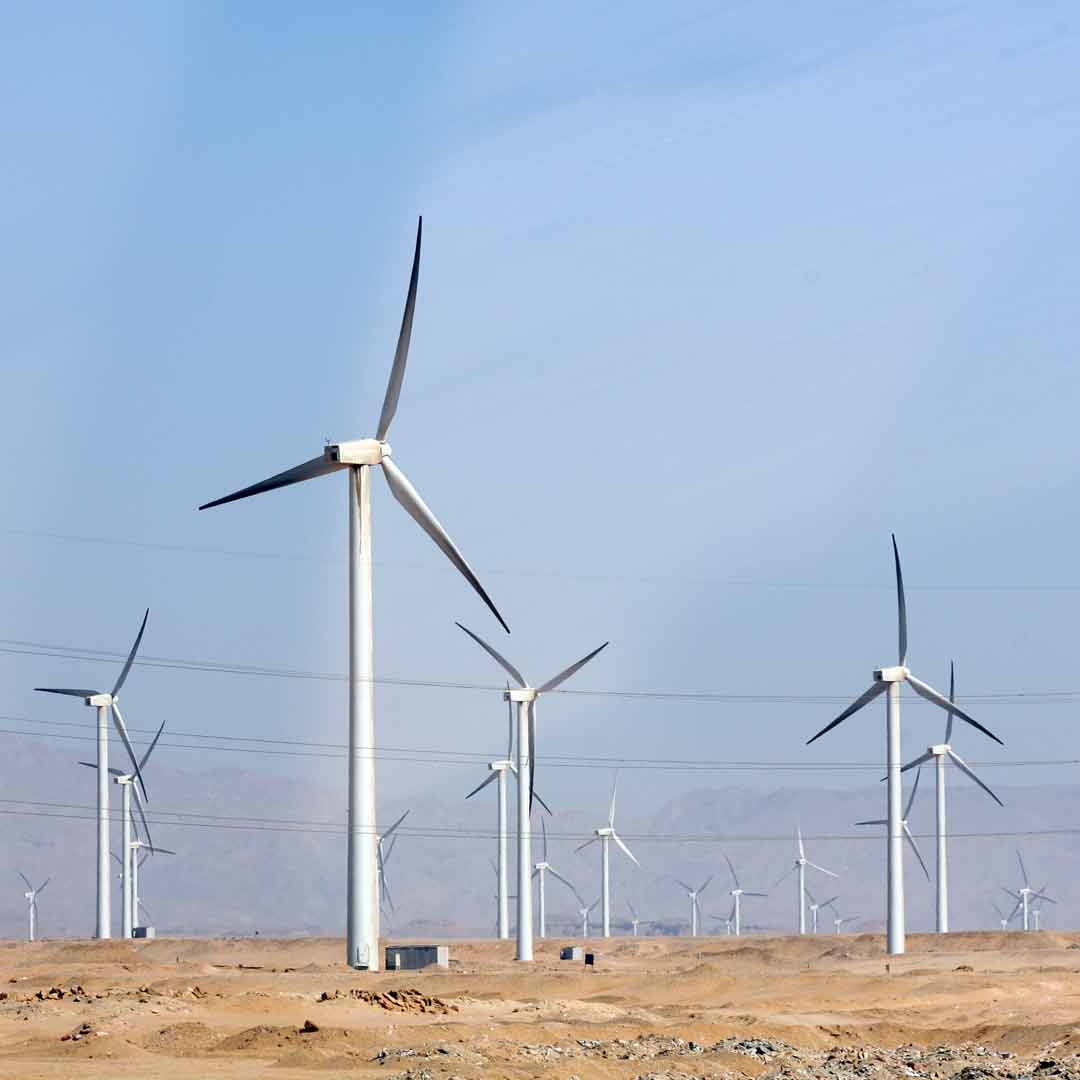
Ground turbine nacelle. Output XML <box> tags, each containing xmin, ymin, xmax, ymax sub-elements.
<box><xmin>595</xmin><ymin>826</ymin><xmax>615</xmax><ymax>839</ymax></box>
<box><xmin>929</xmin><ymin>743</ymin><xmax>949</xmax><ymax>755</ymax></box>
<box><xmin>325</xmin><ymin>439</ymin><xmax>390</xmax><ymax>466</ymax></box>
<box><xmin>86</xmin><ymin>692</ymin><xmax>114</xmax><ymax>707</ymax></box>
<box><xmin>505</xmin><ymin>687</ymin><xmax>538</xmax><ymax>703</ymax></box>
<box><xmin>874</xmin><ymin>665</ymin><xmax>908</xmax><ymax>683</ymax></box>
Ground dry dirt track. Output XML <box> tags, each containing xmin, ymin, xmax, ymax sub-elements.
<box><xmin>2</xmin><ymin>931</ymin><xmax>1080</xmax><ymax>1078</ymax></box>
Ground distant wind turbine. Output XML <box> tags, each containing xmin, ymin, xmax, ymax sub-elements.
<box><xmin>675</xmin><ymin>875</ymin><xmax>712</xmax><ymax>937</ymax></box>
<box><xmin>722</xmin><ymin>854</ymin><xmax>767</xmax><ymax>936</ymax></box>
<box><xmin>466</xmin><ymin>689</ymin><xmax>551</xmax><ymax>940</ymax></box>
<box><xmin>856</xmin><ymin>765</ymin><xmax>931</xmax><ymax>883</ymax></box>
<box><xmin>80</xmin><ymin>719</ymin><xmax>165</xmax><ymax>937</ymax></box>
<box><xmin>627</xmin><ymin>900</ymin><xmax>642</xmax><ymax>937</ymax></box>
<box><xmin>131</xmin><ymin>838</ymin><xmax>175</xmax><ymax>932</ymax></box>
<box><xmin>827</xmin><ymin>902</ymin><xmax>859</xmax><ymax>935</ymax></box>
<box><xmin>1004</xmin><ymin>852</ymin><xmax>1055</xmax><ymax>931</ymax></box>
<box><xmin>456</xmin><ymin>622</ymin><xmax>608</xmax><ymax>962</ymax></box>
<box><xmin>36</xmin><ymin>609</ymin><xmax>150</xmax><ymax>938</ymax></box>
<box><xmin>578</xmin><ymin>897</ymin><xmax>600</xmax><ymax>938</ymax></box>
<box><xmin>805</xmin><ymin>887</ymin><xmax>839</xmax><ymax>934</ymax></box>
<box><xmin>199</xmin><ymin>219</ymin><xmax>509</xmax><ymax>970</ymax></box>
<box><xmin>533</xmin><ymin>819</ymin><xmax>580</xmax><ymax>939</ymax></box>
<box><xmin>991</xmin><ymin>900</ymin><xmax>1012</xmax><ymax>931</ymax></box>
<box><xmin>18</xmin><ymin>873</ymin><xmax>50</xmax><ymax>942</ymax></box>
<box><xmin>377</xmin><ymin>810</ymin><xmax>409</xmax><ymax>916</ymax></box>
<box><xmin>576</xmin><ymin>771</ymin><xmax>639</xmax><ymax>937</ymax></box>
<box><xmin>773</xmin><ymin>825</ymin><xmax>837</xmax><ymax>934</ymax></box>
<box><xmin>899</xmin><ymin>662</ymin><xmax>1003</xmax><ymax>934</ymax></box>
<box><xmin>806</xmin><ymin>536</ymin><xmax>1000</xmax><ymax>955</ymax></box>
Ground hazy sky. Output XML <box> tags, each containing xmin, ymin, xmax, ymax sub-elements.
<box><xmin>3</xmin><ymin>1</ymin><xmax>1080</xmax><ymax>828</ymax></box>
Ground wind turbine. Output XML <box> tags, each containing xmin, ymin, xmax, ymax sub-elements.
<box><xmin>131</xmin><ymin>839</ymin><xmax>175</xmax><ymax>932</ymax></box>
<box><xmin>991</xmin><ymin>900</ymin><xmax>1012</xmax><ymax>931</ymax></box>
<box><xmin>578</xmin><ymin>897</ymin><xmax>600</xmax><ymax>938</ymax></box>
<box><xmin>377</xmin><ymin>810</ymin><xmax>409</xmax><ymax>916</ymax></box>
<box><xmin>79</xmin><ymin>719</ymin><xmax>166</xmax><ymax>937</ymax></box>
<box><xmin>35</xmin><ymin>609</ymin><xmax>150</xmax><ymax>939</ymax></box>
<box><xmin>773</xmin><ymin>825</ymin><xmax>838</xmax><ymax>934</ymax></box>
<box><xmin>805</xmin><ymin>887</ymin><xmax>839</xmax><ymax>934</ymax></box>
<box><xmin>723</xmin><ymin>854</ymin><xmax>767</xmax><ymax>937</ymax></box>
<box><xmin>576</xmin><ymin>771</ymin><xmax>639</xmax><ymax>937</ymax></box>
<box><xmin>675</xmin><ymin>875</ymin><xmax>712</xmax><ymax>937</ymax></box>
<box><xmin>198</xmin><ymin>220</ymin><xmax>510</xmax><ymax>970</ymax></box>
<box><xmin>806</xmin><ymin>536</ymin><xmax>1001</xmax><ymax>955</ymax></box>
<box><xmin>455</xmin><ymin>622</ymin><xmax>608</xmax><ymax>962</ymax></box>
<box><xmin>627</xmin><ymin>900</ymin><xmax>642</xmax><ymax>937</ymax></box>
<box><xmin>855</xmin><ymin>766</ymin><xmax>931</xmax><ymax>885</ymax></box>
<box><xmin>898</xmin><ymin>662</ymin><xmax>1003</xmax><ymax>934</ymax></box>
<box><xmin>533</xmin><ymin>819</ymin><xmax>580</xmax><ymax>939</ymax></box>
<box><xmin>708</xmin><ymin>901</ymin><xmax>736</xmax><ymax>936</ymax></box>
<box><xmin>18</xmin><ymin>873</ymin><xmax>50</xmax><ymax>942</ymax></box>
<box><xmin>827</xmin><ymin>902</ymin><xmax>860</xmax><ymax>935</ymax></box>
<box><xmin>1004</xmin><ymin>852</ymin><xmax>1055</xmax><ymax>931</ymax></box>
<box><xmin>466</xmin><ymin>689</ymin><xmax>551</xmax><ymax>940</ymax></box>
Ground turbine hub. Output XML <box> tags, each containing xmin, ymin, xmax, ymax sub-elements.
<box><xmin>930</xmin><ymin>743</ymin><xmax>949</xmax><ymax>754</ymax></box>
<box><xmin>86</xmin><ymin>693</ymin><xmax>113</xmax><ymax>707</ymax></box>
<box><xmin>596</xmin><ymin>827</ymin><xmax>614</xmax><ymax>837</ymax></box>
<box><xmin>874</xmin><ymin>665</ymin><xmax>909</xmax><ymax>683</ymax></box>
<box><xmin>325</xmin><ymin>438</ymin><xmax>385</xmax><ymax>466</ymax></box>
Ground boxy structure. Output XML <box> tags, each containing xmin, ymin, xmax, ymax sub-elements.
<box><xmin>384</xmin><ymin>945</ymin><xmax>449</xmax><ymax>971</ymax></box>
<box><xmin>560</xmin><ymin>945</ymin><xmax>583</xmax><ymax>961</ymax></box>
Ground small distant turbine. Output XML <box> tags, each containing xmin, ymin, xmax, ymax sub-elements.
<box><xmin>675</xmin><ymin>875</ymin><xmax>712</xmax><ymax>937</ymax></box>
<box><xmin>1004</xmin><ymin>852</ymin><xmax>1055</xmax><ymax>931</ymax></box>
<box><xmin>199</xmin><ymin>219</ymin><xmax>510</xmax><ymax>970</ymax></box>
<box><xmin>466</xmin><ymin>689</ymin><xmax>551</xmax><ymax>940</ymax></box>
<box><xmin>991</xmin><ymin>900</ymin><xmax>1012</xmax><ymax>931</ymax></box>
<box><xmin>806</xmin><ymin>536</ymin><xmax>1000</xmax><ymax>955</ymax></box>
<box><xmin>377</xmin><ymin>810</ymin><xmax>409</xmax><ymax>916</ymax></box>
<box><xmin>773</xmin><ymin>825</ymin><xmax>837</xmax><ymax>934</ymax></box>
<box><xmin>722</xmin><ymin>853</ymin><xmax>767</xmax><ymax>937</ymax></box>
<box><xmin>805</xmin><ymin>887</ymin><xmax>839</xmax><ymax>934</ymax></box>
<box><xmin>456</xmin><ymin>622</ymin><xmax>609</xmax><ymax>962</ymax></box>
<box><xmin>18</xmin><ymin>873</ymin><xmax>50</xmax><ymax>942</ymax></box>
<box><xmin>130</xmin><ymin>838</ymin><xmax>175</xmax><ymax>932</ymax></box>
<box><xmin>899</xmin><ymin>662</ymin><xmax>1003</xmax><ymax>933</ymax></box>
<box><xmin>627</xmin><ymin>900</ymin><xmax>642</xmax><ymax>937</ymax></box>
<box><xmin>827</xmin><ymin>902</ymin><xmax>859</xmax><ymax>935</ymax></box>
<box><xmin>36</xmin><ymin>609</ymin><xmax>150</xmax><ymax>939</ymax></box>
<box><xmin>576</xmin><ymin>771</ymin><xmax>639</xmax><ymax>937</ymax></box>
<box><xmin>856</xmin><ymin>765</ymin><xmax>931</xmax><ymax>883</ymax></box>
<box><xmin>578</xmin><ymin>897</ymin><xmax>600</xmax><ymax>938</ymax></box>
<box><xmin>533</xmin><ymin>819</ymin><xmax>580</xmax><ymax>939</ymax></box>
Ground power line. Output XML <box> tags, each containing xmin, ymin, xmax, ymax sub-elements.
<box><xmin>2</xmin><ymin>637</ymin><xmax>1078</xmax><ymax>704</ymax></box>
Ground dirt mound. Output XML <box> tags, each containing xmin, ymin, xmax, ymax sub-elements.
<box><xmin>316</xmin><ymin>987</ymin><xmax>458</xmax><ymax>1014</ymax></box>
<box><xmin>141</xmin><ymin>1021</ymin><xmax>219</xmax><ymax>1056</ymax></box>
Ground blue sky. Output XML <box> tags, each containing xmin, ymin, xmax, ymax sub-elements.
<box><xmin>3</xmin><ymin>1</ymin><xmax>1080</xmax><ymax>817</ymax></box>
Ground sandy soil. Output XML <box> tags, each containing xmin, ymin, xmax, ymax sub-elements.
<box><xmin>2</xmin><ymin>931</ymin><xmax>1080</xmax><ymax>1078</ymax></box>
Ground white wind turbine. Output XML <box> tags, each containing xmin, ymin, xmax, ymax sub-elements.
<box><xmin>576</xmin><ymin>771</ymin><xmax>640</xmax><ymax>937</ymax></box>
<box><xmin>806</xmin><ymin>536</ymin><xmax>1001</xmax><ymax>955</ymax></box>
<box><xmin>855</xmin><ymin>765</ymin><xmax>931</xmax><ymax>887</ymax></box>
<box><xmin>805</xmin><ymin>887</ymin><xmax>839</xmax><ymax>934</ymax></box>
<box><xmin>456</xmin><ymin>622</ymin><xmax>608</xmax><ymax>962</ymax></box>
<box><xmin>899</xmin><ymin>662</ymin><xmax>1003</xmax><ymax>933</ymax></box>
<box><xmin>79</xmin><ymin>719</ymin><xmax>166</xmax><ymax>937</ymax></box>
<box><xmin>1004</xmin><ymin>852</ymin><xmax>1055</xmax><ymax>932</ymax></box>
<box><xmin>578</xmin><ymin>897</ymin><xmax>600</xmax><ymax>938</ymax></box>
<box><xmin>466</xmin><ymin>690</ymin><xmax>551</xmax><ymax>940</ymax></box>
<box><xmin>675</xmin><ymin>875</ymin><xmax>712</xmax><ymax>937</ymax></box>
<box><xmin>827</xmin><ymin>902</ymin><xmax>860</xmax><ymax>935</ymax></box>
<box><xmin>773</xmin><ymin>825</ymin><xmax>838</xmax><ymax>934</ymax></box>
<box><xmin>991</xmin><ymin>900</ymin><xmax>1012</xmax><ymax>931</ymax></box>
<box><xmin>533</xmin><ymin>819</ymin><xmax>580</xmax><ymax>939</ymax></box>
<box><xmin>627</xmin><ymin>900</ymin><xmax>642</xmax><ymax>937</ymax></box>
<box><xmin>377</xmin><ymin>810</ymin><xmax>409</xmax><ymax>917</ymax></box>
<box><xmin>130</xmin><ymin>839</ymin><xmax>175</xmax><ymax>931</ymax></box>
<box><xmin>18</xmin><ymin>873</ymin><xmax>50</xmax><ymax>942</ymax></box>
<box><xmin>199</xmin><ymin>220</ymin><xmax>509</xmax><ymax>970</ymax></box>
<box><xmin>722</xmin><ymin>853</ymin><xmax>767</xmax><ymax>937</ymax></box>
<box><xmin>36</xmin><ymin>609</ymin><xmax>150</xmax><ymax>939</ymax></box>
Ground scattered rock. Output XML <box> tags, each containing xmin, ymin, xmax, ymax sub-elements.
<box><xmin>318</xmin><ymin>987</ymin><xmax>457</xmax><ymax>1014</ymax></box>
<box><xmin>300</xmin><ymin>1019</ymin><xmax>319</xmax><ymax>1034</ymax></box>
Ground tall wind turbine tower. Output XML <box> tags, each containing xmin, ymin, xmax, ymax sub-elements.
<box><xmin>722</xmin><ymin>854</ymin><xmax>767</xmax><ymax>936</ymax></box>
<box><xmin>675</xmin><ymin>875</ymin><xmax>712</xmax><ymax>937</ymax></box>
<box><xmin>456</xmin><ymin>622</ymin><xmax>608</xmax><ymax>962</ymax></box>
<box><xmin>533</xmin><ymin>820</ymin><xmax>579</xmax><ymax>939</ymax></box>
<box><xmin>576</xmin><ymin>771</ymin><xmax>639</xmax><ymax>937</ymax></box>
<box><xmin>36</xmin><ymin>609</ymin><xmax>150</xmax><ymax>939</ymax></box>
<box><xmin>199</xmin><ymin>220</ymin><xmax>509</xmax><ymax>970</ymax></box>
<box><xmin>805</xmin><ymin>536</ymin><xmax>1001</xmax><ymax>955</ymax></box>
<box><xmin>899</xmin><ymin>662</ymin><xmax>1003</xmax><ymax>933</ymax></box>
<box><xmin>773</xmin><ymin>825</ymin><xmax>837</xmax><ymax>934</ymax></box>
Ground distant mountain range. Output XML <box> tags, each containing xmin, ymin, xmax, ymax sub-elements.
<box><xmin>0</xmin><ymin>734</ymin><xmax>1072</xmax><ymax>940</ymax></box>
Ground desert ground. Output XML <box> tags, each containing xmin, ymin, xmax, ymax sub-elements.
<box><xmin>1</xmin><ymin>931</ymin><xmax>1080</xmax><ymax>1079</ymax></box>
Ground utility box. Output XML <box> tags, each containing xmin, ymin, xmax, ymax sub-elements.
<box><xmin>560</xmin><ymin>946</ymin><xmax>583</xmax><ymax>961</ymax></box>
<box><xmin>384</xmin><ymin>945</ymin><xmax>448</xmax><ymax>971</ymax></box>
<box><xmin>133</xmin><ymin>927</ymin><xmax>156</xmax><ymax>939</ymax></box>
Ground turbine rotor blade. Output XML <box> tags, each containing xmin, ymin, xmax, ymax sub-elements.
<box><xmin>375</xmin><ymin>216</ymin><xmax>422</xmax><ymax>443</ymax></box>
<box><xmin>608</xmin><ymin>770</ymin><xmax>618</xmax><ymax>827</ymax></box>
<box><xmin>547</xmin><ymin>866</ymin><xmax>580</xmax><ymax>902</ymax></box>
<box><xmin>541</xmin><ymin>817</ymin><xmax>548</xmax><ymax>863</ymax></box>
<box><xmin>947</xmin><ymin>749</ymin><xmax>1004</xmax><ymax>807</ymax></box>
<box><xmin>743</xmin><ymin>891</ymin><xmax>768</xmax><ymax>898</ymax></box>
<box><xmin>697</xmin><ymin>874</ymin><xmax>714</xmax><ymax>896</ymax></box>
<box><xmin>131</xmin><ymin>785</ymin><xmax>153</xmax><ymax>850</ymax></box>
<box><xmin>797</xmin><ymin>824</ymin><xmax>805</xmax><ymax>860</ymax></box>
<box><xmin>674</xmin><ymin>879</ymin><xmax>694</xmax><ymax>893</ymax></box>
<box><xmin>527</xmin><ymin>700</ymin><xmax>537</xmax><ymax>814</ymax></box>
<box><xmin>772</xmin><ymin>866</ymin><xmax>795</xmax><ymax>889</ymax></box>
<box><xmin>382</xmin><ymin>460</ymin><xmax>510</xmax><ymax>633</ymax></box>
<box><xmin>382</xmin><ymin>809</ymin><xmax>410</xmax><ymax>841</ymax></box>
<box><xmin>1017</xmin><ymin>850</ymin><xmax>1029</xmax><ymax>888</ymax></box>
<box><xmin>807</xmin><ymin>682</ymin><xmax>887</xmax><ymax>745</ymax></box>
<box><xmin>906</xmin><ymin>674</ymin><xmax>1003</xmax><ymax>745</ymax></box>
<box><xmin>945</xmin><ymin>659</ymin><xmax>956</xmax><ymax>743</ymax></box>
<box><xmin>536</xmin><ymin>642</ymin><xmax>609</xmax><ymax>694</ymax></box>
<box><xmin>455</xmin><ymin>623</ymin><xmax>524</xmax><ymax>685</ymax></box>
<box><xmin>575</xmin><ymin>837</ymin><xmax>598</xmax><ymax>853</ymax></box>
<box><xmin>903</xmin><ymin>823</ymin><xmax>930</xmax><ymax>881</ymax></box>
<box><xmin>904</xmin><ymin>765</ymin><xmax>922</xmax><ymax>819</ymax></box>
<box><xmin>112</xmin><ymin>608</ymin><xmax>149</xmax><ymax>696</ymax></box>
<box><xmin>723</xmin><ymin>852</ymin><xmax>740</xmax><ymax>890</ymax></box>
<box><xmin>807</xmin><ymin>861</ymin><xmax>838</xmax><ymax>878</ymax></box>
<box><xmin>533</xmin><ymin>787</ymin><xmax>553</xmax><ymax>817</ymax></box>
<box><xmin>505</xmin><ymin>681</ymin><xmax>513</xmax><ymax>760</ymax></box>
<box><xmin>854</xmin><ymin>819</ymin><xmax>886</xmax><ymax>826</ymax></box>
<box><xmin>464</xmin><ymin>771</ymin><xmax>498</xmax><ymax>800</ymax></box>
<box><xmin>18</xmin><ymin>871</ymin><xmax>32</xmax><ymax>891</ymax></box>
<box><xmin>198</xmin><ymin>455</ymin><xmax>344</xmax><ymax>511</ymax></box>
<box><xmin>137</xmin><ymin>720</ymin><xmax>166</xmax><ymax>773</ymax></box>
<box><xmin>612</xmin><ymin>831</ymin><xmax>640</xmax><ymax>867</ymax></box>
<box><xmin>1032</xmin><ymin>891</ymin><xmax>1057</xmax><ymax>904</ymax></box>
<box><xmin>892</xmin><ymin>534</ymin><xmax>907</xmax><ymax>666</ymax></box>
<box><xmin>35</xmin><ymin>688</ymin><xmax>100</xmax><ymax>698</ymax></box>
<box><xmin>900</xmin><ymin>749</ymin><xmax>934</xmax><ymax>774</ymax></box>
<box><xmin>110</xmin><ymin>704</ymin><xmax>147</xmax><ymax>802</ymax></box>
